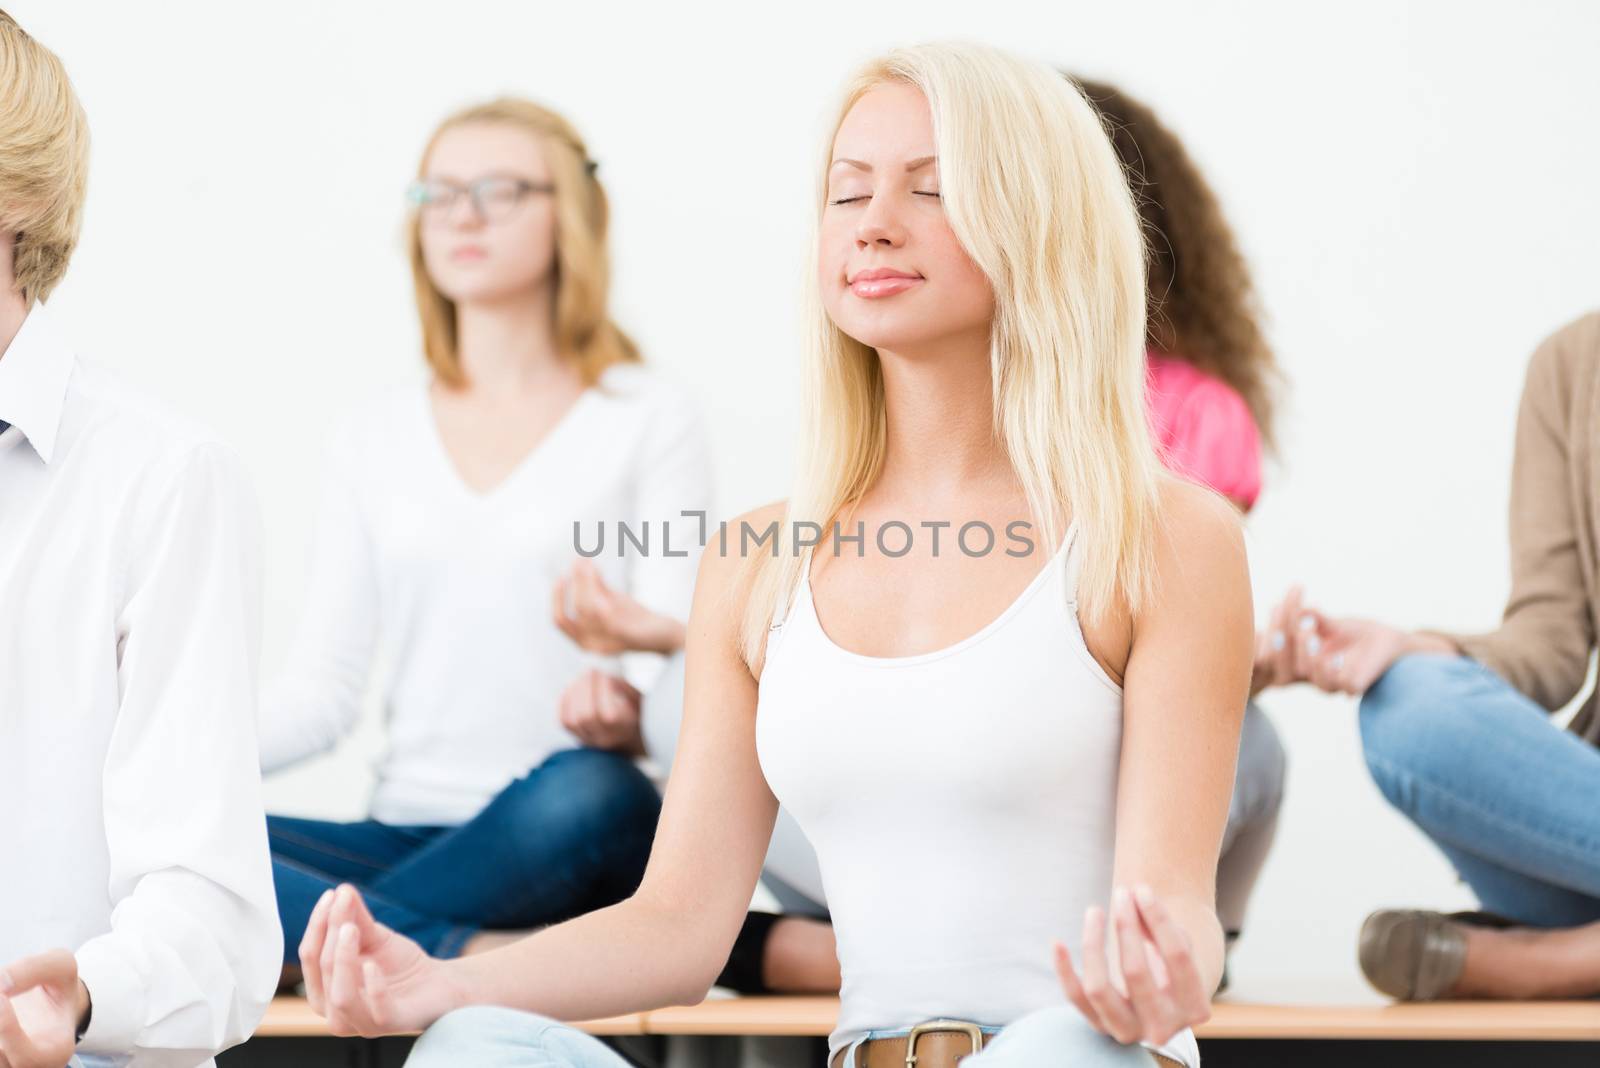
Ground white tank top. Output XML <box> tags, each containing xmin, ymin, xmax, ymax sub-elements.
<box><xmin>754</xmin><ymin>522</ymin><xmax>1200</xmax><ymax>1067</ymax></box>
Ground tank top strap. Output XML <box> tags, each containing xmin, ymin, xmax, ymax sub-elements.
<box><xmin>1058</xmin><ymin>517</ymin><xmax>1084</xmax><ymax>609</ymax></box>
<box><xmin>767</xmin><ymin>550</ymin><xmax>814</xmax><ymax>635</ymax></box>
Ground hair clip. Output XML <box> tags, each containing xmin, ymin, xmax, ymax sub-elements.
<box><xmin>584</xmin><ymin>159</ymin><xmax>600</xmax><ymax>177</ymax></box>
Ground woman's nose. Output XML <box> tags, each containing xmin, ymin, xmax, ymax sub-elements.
<box><xmin>444</xmin><ymin>191</ymin><xmax>486</xmax><ymax>230</ymax></box>
<box><xmin>855</xmin><ymin>194</ymin><xmax>907</xmax><ymax>248</ymax></box>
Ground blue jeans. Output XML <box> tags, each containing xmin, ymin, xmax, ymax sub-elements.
<box><xmin>271</xmin><ymin>748</ymin><xmax>661</xmax><ymax>961</ymax></box>
<box><xmin>403</xmin><ymin>1004</ymin><xmax>1179</xmax><ymax>1067</ymax></box>
<box><xmin>1360</xmin><ymin>653</ymin><xmax>1600</xmax><ymax>927</ymax></box>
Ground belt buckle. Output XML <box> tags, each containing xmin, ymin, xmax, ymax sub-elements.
<box><xmin>903</xmin><ymin>1019</ymin><xmax>985</xmax><ymax>1068</ymax></box>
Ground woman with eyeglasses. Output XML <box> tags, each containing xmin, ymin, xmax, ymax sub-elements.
<box><xmin>259</xmin><ymin>98</ymin><xmax>723</xmax><ymax>987</ymax></box>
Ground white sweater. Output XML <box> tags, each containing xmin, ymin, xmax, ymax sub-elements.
<box><xmin>260</xmin><ymin>362</ymin><xmax>713</xmax><ymax>826</ymax></box>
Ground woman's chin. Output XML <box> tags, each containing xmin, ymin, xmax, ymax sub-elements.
<box><xmin>432</xmin><ymin>278</ymin><xmax>540</xmax><ymax>308</ymax></box>
<box><xmin>832</xmin><ymin>304</ymin><xmax>988</xmax><ymax>356</ymax></box>
<box><xmin>839</xmin><ymin>324</ymin><xmax>957</xmax><ymax>356</ymax></box>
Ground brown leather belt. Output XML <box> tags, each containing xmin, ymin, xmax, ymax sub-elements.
<box><xmin>829</xmin><ymin>1021</ymin><xmax>995</xmax><ymax>1068</ymax></box>
<box><xmin>828</xmin><ymin>1020</ymin><xmax>1184</xmax><ymax>1068</ymax></box>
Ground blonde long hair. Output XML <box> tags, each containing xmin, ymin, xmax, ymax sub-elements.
<box><xmin>408</xmin><ymin>97</ymin><xmax>639</xmax><ymax>387</ymax></box>
<box><xmin>736</xmin><ymin>42</ymin><xmax>1166</xmax><ymax>667</ymax></box>
<box><xmin>0</xmin><ymin>10</ymin><xmax>89</xmax><ymax>303</ymax></box>
<box><xmin>1073</xmin><ymin>76</ymin><xmax>1280</xmax><ymax>451</ymax></box>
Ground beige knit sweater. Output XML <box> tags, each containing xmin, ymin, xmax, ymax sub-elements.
<box><xmin>1432</xmin><ymin>311</ymin><xmax>1600</xmax><ymax>744</ymax></box>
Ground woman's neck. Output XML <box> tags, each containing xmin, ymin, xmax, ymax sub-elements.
<box><xmin>872</xmin><ymin>331</ymin><xmax>1019</xmax><ymax>507</ymax></box>
<box><xmin>452</xmin><ymin>283</ymin><xmax>569</xmax><ymax>396</ymax></box>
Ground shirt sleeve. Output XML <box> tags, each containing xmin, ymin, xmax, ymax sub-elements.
<box><xmin>617</xmin><ymin>378</ymin><xmax>715</xmax><ymax>696</ymax></box>
<box><xmin>257</xmin><ymin>421</ymin><xmax>381</xmax><ymax>773</ymax></box>
<box><xmin>1425</xmin><ymin>321</ymin><xmax>1597</xmax><ymax>711</ymax></box>
<box><xmin>74</xmin><ymin>442</ymin><xmax>281</xmax><ymax>1064</ymax></box>
<box><xmin>1160</xmin><ymin>377</ymin><xmax>1263</xmax><ymax>511</ymax></box>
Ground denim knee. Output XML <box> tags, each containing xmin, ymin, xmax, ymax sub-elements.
<box><xmin>407</xmin><ymin>1006</ymin><xmax>540</xmax><ymax>1065</ymax></box>
<box><xmin>1358</xmin><ymin>653</ymin><xmax>1479</xmax><ymax>808</ymax></box>
<box><xmin>969</xmin><ymin>1006</ymin><xmax>1157</xmax><ymax>1066</ymax></box>
<box><xmin>502</xmin><ymin>748</ymin><xmax>661</xmax><ymax>840</ymax></box>
<box><xmin>407</xmin><ymin>1005</ymin><xmax>623</xmax><ymax>1067</ymax></box>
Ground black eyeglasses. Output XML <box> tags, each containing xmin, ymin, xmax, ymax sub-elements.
<box><xmin>405</xmin><ymin>175</ymin><xmax>554</xmax><ymax>224</ymax></box>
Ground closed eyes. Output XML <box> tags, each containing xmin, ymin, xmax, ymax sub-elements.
<box><xmin>827</xmin><ymin>192</ymin><xmax>942</xmax><ymax>205</ymax></box>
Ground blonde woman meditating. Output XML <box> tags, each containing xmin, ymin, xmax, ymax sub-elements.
<box><xmin>260</xmin><ymin>96</ymin><xmax>708</xmax><ymax>981</ymax></box>
<box><xmin>298</xmin><ymin>42</ymin><xmax>1253</xmax><ymax>1068</ymax></box>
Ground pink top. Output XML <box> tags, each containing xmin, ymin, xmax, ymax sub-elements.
<box><xmin>1145</xmin><ymin>351</ymin><xmax>1262</xmax><ymax>511</ymax></box>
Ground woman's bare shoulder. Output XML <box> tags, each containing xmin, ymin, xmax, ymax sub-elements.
<box><xmin>695</xmin><ymin>499</ymin><xmax>790</xmax><ymax>587</ymax></box>
<box><xmin>1145</xmin><ymin>476</ymin><xmax>1251</xmax><ymax>625</ymax></box>
<box><xmin>689</xmin><ymin>499</ymin><xmax>791</xmax><ymax>667</ymax></box>
<box><xmin>1156</xmin><ymin>478</ymin><xmax>1246</xmax><ymax>563</ymax></box>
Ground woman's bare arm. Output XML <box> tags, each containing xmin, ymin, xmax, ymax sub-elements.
<box><xmin>1113</xmin><ymin>480</ymin><xmax>1252</xmax><ymax>995</ymax></box>
<box><xmin>303</xmin><ymin>505</ymin><xmax>785</xmax><ymax>1035</ymax></box>
<box><xmin>1056</xmin><ymin>481</ymin><xmax>1250</xmax><ymax>1048</ymax></box>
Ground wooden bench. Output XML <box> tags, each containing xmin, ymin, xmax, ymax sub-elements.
<box><xmin>255</xmin><ymin>993</ymin><xmax>1600</xmax><ymax>1042</ymax></box>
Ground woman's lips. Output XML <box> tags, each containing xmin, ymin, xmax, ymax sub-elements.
<box><xmin>451</xmin><ymin>247</ymin><xmax>488</xmax><ymax>263</ymax></box>
<box><xmin>848</xmin><ymin>270</ymin><xmax>923</xmax><ymax>299</ymax></box>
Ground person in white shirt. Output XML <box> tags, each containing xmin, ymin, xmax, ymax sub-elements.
<box><xmin>261</xmin><ymin>97</ymin><xmax>728</xmax><ymax>985</ymax></box>
<box><xmin>296</xmin><ymin>43</ymin><xmax>1250</xmax><ymax>1068</ymax></box>
<box><xmin>0</xmin><ymin>12</ymin><xmax>280</xmax><ymax>1068</ymax></box>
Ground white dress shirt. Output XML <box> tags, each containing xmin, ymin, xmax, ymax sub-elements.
<box><xmin>0</xmin><ymin>302</ymin><xmax>281</xmax><ymax>1067</ymax></box>
<box><xmin>259</xmin><ymin>362</ymin><xmax>713</xmax><ymax>826</ymax></box>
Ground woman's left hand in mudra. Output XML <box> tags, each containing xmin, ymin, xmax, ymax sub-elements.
<box><xmin>1053</xmin><ymin>884</ymin><xmax>1211</xmax><ymax>1048</ymax></box>
<box><xmin>552</xmin><ymin>558</ymin><xmax>684</xmax><ymax>655</ymax></box>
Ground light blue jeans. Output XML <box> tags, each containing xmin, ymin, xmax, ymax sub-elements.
<box><xmin>405</xmin><ymin>1004</ymin><xmax>1175</xmax><ymax>1067</ymax></box>
<box><xmin>1360</xmin><ymin>653</ymin><xmax>1600</xmax><ymax>926</ymax></box>
<box><xmin>833</xmin><ymin>1007</ymin><xmax>1178</xmax><ymax>1067</ymax></box>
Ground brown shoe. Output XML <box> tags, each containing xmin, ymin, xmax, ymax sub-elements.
<box><xmin>1358</xmin><ymin>909</ymin><xmax>1469</xmax><ymax>1000</ymax></box>
<box><xmin>1358</xmin><ymin>909</ymin><xmax>1521</xmax><ymax>1000</ymax></box>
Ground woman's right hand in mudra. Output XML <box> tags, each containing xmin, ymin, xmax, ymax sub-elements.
<box><xmin>300</xmin><ymin>884</ymin><xmax>462</xmax><ymax>1037</ymax></box>
<box><xmin>552</xmin><ymin>558</ymin><xmax>684</xmax><ymax>655</ymax></box>
<box><xmin>1253</xmin><ymin>585</ymin><xmax>1449</xmax><ymax>697</ymax></box>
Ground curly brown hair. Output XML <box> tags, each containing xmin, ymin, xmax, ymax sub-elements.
<box><xmin>1072</xmin><ymin>76</ymin><xmax>1280</xmax><ymax>450</ymax></box>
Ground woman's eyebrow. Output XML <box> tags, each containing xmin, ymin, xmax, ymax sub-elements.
<box><xmin>423</xmin><ymin>169</ymin><xmax>540</xmax><ymax>183</ymax></box>
<box><xmin>829</xmin><ymin>155</ymin><xmax>938</xmax><ymax>173</ymax></box>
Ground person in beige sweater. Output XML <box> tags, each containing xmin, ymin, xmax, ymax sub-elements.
<box><xmin>1255</xmin><ymin>311</ymin><xmax>1600</xmax><ymax>1001</ymax></box>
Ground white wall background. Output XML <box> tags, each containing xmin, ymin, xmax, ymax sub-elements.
<box><xmin>14</xmin><ymin>0</ymin><xmax>1600</xmax><ymax>1001</ymax></box>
